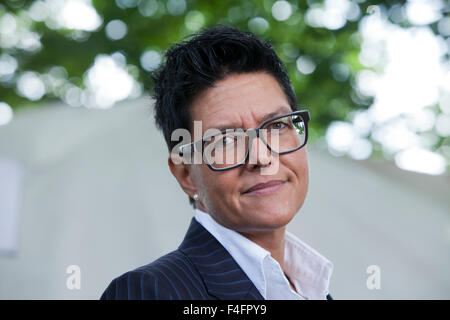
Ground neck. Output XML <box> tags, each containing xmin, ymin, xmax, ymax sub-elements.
<box><xmin>239</xmin><ymin>227</ymin><xmax>287</xmax><ymax>270</ymax></box>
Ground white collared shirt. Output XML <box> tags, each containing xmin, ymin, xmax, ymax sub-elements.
<box><xmin>194</xmin><ymin>208</ymin><xmax>334</xmax><ymax>300</ymax></box>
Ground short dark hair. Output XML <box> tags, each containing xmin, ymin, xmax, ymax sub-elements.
<box><xmin>152</xmin><ymin>25</ymin><xmax>298</xmax><ymax>150</ymax></box>
<box><xmin>151</xmin><ymin>25</ymin><xmax>298</xmax><ymax>206</ymax></box>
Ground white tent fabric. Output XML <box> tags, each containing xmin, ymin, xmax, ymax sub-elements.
<box><xmin>0</xmin><ymin>97</ymin><xmax>449</xmax><ymax>299</ymax></box>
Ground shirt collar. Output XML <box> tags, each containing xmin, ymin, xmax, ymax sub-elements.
<box><xmin>284</xmin><ymin>231</ymin><xmax>334</xmax><ymax>299</ymax></box>
<box><xmin>195</xmin><ymin>208</ymin><xmax>269</xmax><ymax>298</ymax></box>
<box><xmin>194</xmin><ymin>208</ymin><xmax>333</xmax><ymax>300</ymax></box>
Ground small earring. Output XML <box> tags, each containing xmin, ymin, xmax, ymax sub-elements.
<box><xmin>193</xmin><ymin>194</ymin><xmax>199</xmax><ymax>201</ymax></box>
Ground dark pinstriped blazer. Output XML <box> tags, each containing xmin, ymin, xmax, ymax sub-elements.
<box><xmin>100</xmin><ymin>217</ymin><xmax>333</xmax><ymax>300</ymax></box>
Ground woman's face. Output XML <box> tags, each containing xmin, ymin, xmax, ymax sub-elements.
<box><xmin>175</xmin><ymin>72</ymin><xmax>309</xmax><ymax>234</ymax></box>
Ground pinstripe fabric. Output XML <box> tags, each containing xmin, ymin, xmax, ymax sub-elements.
<box><xmin>100</xmin><ymin>218</ymin><xmax>333</xmax><ymax>300</ymax></box>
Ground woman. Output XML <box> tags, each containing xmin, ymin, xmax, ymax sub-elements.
<box><xmin>101</xmin><ymin>25</ymin><xmax>333</xmax><ymax>300</ymax></box>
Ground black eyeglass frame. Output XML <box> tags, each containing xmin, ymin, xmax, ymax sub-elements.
<box><xmin>178</xmin><ymin>109</ymin><xmax>310</xmax><ymax>171</ymax></box>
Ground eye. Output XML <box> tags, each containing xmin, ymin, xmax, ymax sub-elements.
<box><xmin>216</xmin><ymin>135</ymin><xmax>236</xmax><ymax>147</ymax></box>
<box><xmin>223</xmin><ymin>136</ymin><xmax>234</xmax><ymax>145</ymax></box>
<box><xmin>269</xmin><ymin>121</ymin><xmax>287</xmax><ymax>130</ymax></box>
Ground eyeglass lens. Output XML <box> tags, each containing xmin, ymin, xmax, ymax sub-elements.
<box><xmin>203</xmin><ymin>114</ymin><xmax>306</xmax><ymax>169</ymax></box>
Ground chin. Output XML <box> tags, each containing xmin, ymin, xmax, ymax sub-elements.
<box><xmin>243</xmin><ymin>203</ymin><xmax>296</xmax><ymax>231</ymax></box>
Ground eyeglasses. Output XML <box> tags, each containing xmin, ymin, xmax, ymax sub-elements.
<box><xmin>178</xmin><ymin>110</ymin><xmax>310</xmax><ymax>171</ymax></box>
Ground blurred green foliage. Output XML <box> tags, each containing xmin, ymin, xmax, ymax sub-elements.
<box><xmin>1</xmin><ymin>0</ymin><xmax>448</xmax><ymax>168</ymax></box>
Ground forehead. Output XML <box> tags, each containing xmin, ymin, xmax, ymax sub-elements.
<box><xmin>189</xmin><ymin>72</ymin><xmax>292</xmax><ymax>132</ymax></box>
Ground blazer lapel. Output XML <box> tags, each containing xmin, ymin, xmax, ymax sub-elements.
<box><xmin>179</xmin><ymin>218</ymin><xmax>264</xmax><ymax>300</ymax></box>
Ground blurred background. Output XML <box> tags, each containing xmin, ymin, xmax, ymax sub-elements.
<box><xmin>0</xmin><ymin>0</ymin><xmax>449</xmax><ymax>299</ymax></box>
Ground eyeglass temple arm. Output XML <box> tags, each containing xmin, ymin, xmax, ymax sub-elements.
<box><xmin>300</xmin><ymin>110</ymin><xmax>310</xmax><ymax>122</ymax></box>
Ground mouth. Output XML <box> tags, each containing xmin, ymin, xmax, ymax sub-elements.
<box><xmin>242</xmin><ymin>180</ymin><xmax>286</xmax><ymax>196</ymax></box>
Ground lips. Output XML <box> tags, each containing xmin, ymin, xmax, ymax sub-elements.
<box><xmin>243</xmin><ymin>180</ymin><xmax>286</xmax><ymax>196</ymax></box>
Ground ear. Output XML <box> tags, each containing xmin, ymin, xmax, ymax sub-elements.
<box><xmin>168</xmin><ymin>154</ymin><xmax>198</xmax><ymax>198</ymax></box>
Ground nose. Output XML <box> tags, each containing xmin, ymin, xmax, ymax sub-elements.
<box><xmin>245</xmin><ymin>135</ymin><xmax>273</xmax><ymax>170</ymax></box>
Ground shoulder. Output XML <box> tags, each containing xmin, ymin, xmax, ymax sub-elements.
<box><xmin>100</xmin><ymin>250</ymin><xmax>208</xmax><ymax>300</ymax></box>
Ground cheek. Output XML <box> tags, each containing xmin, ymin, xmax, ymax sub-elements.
<box><xmin>196</xmin><ymin>165</ymin><xmax>239</xmax><ymax>204</ymax></box>
<box><xmin>299</xmin><ymin>152</ymin><xmax>309</xmax><ymax>184</ymax></box>
<box><xmin>283</xmin><ymin>149</ymin><xmax>309</xmax><ymax>193</ymax></box>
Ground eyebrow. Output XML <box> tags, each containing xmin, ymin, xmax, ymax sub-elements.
<box><xmin>209</xmin><ymin>106</ymin><xmax>292</xmax><ymax>132</ymax></box>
